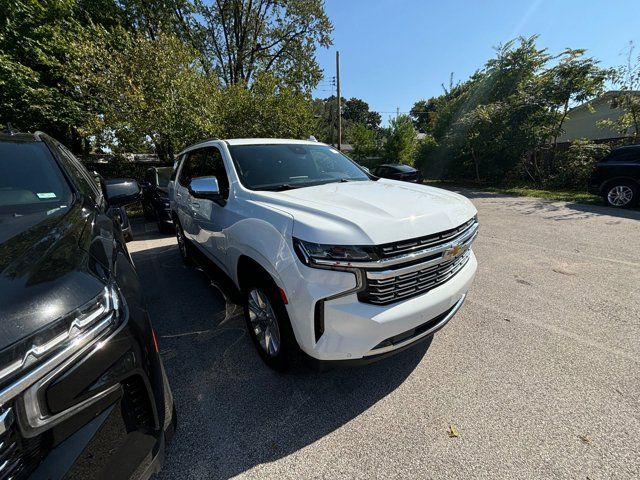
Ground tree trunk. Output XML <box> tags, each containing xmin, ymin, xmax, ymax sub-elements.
<box><xmin>471</xmin><ymin>147</ymin><xmax>480</xmax><ymax>182</ymax></box>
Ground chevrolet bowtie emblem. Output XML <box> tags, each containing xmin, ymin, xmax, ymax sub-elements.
<box><xmin>444</xmin><ymin>245</ymin><xmax>462</xmax><ymax>258</ymax></box>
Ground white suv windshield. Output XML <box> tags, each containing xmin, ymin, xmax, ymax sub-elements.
<box><xmin>228</xmin><ymin>143</ymin><xmax>370</xmax><ymax>191</ymax></box>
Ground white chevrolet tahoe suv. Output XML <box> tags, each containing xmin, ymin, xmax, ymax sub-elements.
<box><xmin>169</xmin><ymin>138</ymin><xmax>478</xmax><ymax>371</ymax></box>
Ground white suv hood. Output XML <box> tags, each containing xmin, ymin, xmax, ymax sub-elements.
<box><xmin>250</xmin><ymin>179</ymin><xmax>477</xmax><ymax>245</ymax></box>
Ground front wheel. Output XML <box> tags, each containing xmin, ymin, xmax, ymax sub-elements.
<box><xmin>243</xmin><ymin>276</ymin><xmax>299</xmax><ymax>372</ymax></box>
<box><xmin>175</xmin><ymin>223</ymin><xmax>193</xmax><ymax>265</ymax></box>
<box><xmin>605</xmin><ymin>182</ymin><xmax>638</xmax><ymax>208</ymax></box>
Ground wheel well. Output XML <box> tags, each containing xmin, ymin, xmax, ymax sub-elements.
<box><xmin>236</xmin><ymin>255</ymin><xmax>273</xmax><ymax>292</ymax></box>
<box><xmin>602</xmin><ymin>177</ymin><xmax>640</xmax><ymax>192</ymax></box>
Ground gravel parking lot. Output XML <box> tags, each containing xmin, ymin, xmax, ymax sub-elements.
<box><xmin>127</xmin><ymin>191</ymin><xmax>640</xmax><ymax>479</ymax></box>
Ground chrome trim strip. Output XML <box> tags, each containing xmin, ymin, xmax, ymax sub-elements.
<box><xmin>0</xmin><ymin>407</ymin><xmax>13</xmax><ymax>436</ymax></box>
<box><xmin>366</xmin><ymin>234</ymin><xmax>475</xmax><ymax>281</ymax></box>
<box><xmin>0</xmin><ymin>316</ymin><xmax>113</xmax><ymax>407</ymax></box>
<box><xmin>364</xmin><ymin>294</ymin><xmax>466</xmax><ymax>357</ymax></box>
<box><xmin>364</xmin><ymin>253</ymin><xmax>471</xmax><ymax>304</ymax></box>
<box><xmin>18</xmin><ymin>383</ymin><xmax>120</xmax><ymax>438</ymax></box>
<box><xmin>311</xmin><ymin>221</ymin><xmax>479</xmax><ymax>270</ymax></box>
<box><xmin>379</xmin><ymin>217</ymin><xmax>476</xmax><ymax>256</ymax></box>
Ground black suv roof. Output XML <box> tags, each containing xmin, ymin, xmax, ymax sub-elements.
<box><xmin>0</xmin><ymin>125</ymin><xmax>42</xmax><ymax>142</ymax></box>
<box><xmin>611</xmin><ymin>144</ymin><xmax>640</xmax><ymax>152</ymax></box>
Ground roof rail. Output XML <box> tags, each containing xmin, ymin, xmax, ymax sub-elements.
<box><xmin>176</xmin><ymin>137</ymin><xmax>221</xmax><ymax>156</ymax></box>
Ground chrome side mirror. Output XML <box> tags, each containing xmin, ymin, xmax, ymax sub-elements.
<box><xmin>189</xmin><ymin>176</ymin><xmax>221</xmax><ymax>201</ymax></box>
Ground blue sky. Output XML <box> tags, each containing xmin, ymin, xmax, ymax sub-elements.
<box><xmin>312</xmin><ymin>0</ymin><xmax>640</xmax><ymax>124</ymax></box>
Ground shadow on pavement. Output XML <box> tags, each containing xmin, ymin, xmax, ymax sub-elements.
<box><xmin>131</xmin><ymin>239</ymin><xmax>428</xmax><ymax>479</ymax></box>
<box><xmin>454</xmin><ymin>188</ymin><xmax>640</xmax><ymax>221</ymax></box>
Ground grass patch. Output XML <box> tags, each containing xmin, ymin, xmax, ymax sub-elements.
<box><xmin>126</xmin><ymin>202</ymin><xmax>145</xmax><ymax>219</ymax></box>
<box><xmin>424</xmin><ymin>181</ymin><xmax>602</xmax><ymax>205</ymax></box>
<box><xmin>480</xmin><ymin>186</ymin><xmax>601</xmax><ymax>204</ymax></box>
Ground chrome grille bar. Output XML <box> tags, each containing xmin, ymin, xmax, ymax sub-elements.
<box><xmin>363</xmin><ymin>251</ymin><xmax>471</xmax><ymax>305</ymax></box>
<box><xmin>358</xmin><ymin>216</ymin><xmax>478</xmax><ymax>306</ymax></box>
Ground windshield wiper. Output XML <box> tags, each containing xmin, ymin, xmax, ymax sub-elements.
<box><xmin>261</xmin><ymin>183</ymin><xmax>300</xmax><ymax>191</ymax></box>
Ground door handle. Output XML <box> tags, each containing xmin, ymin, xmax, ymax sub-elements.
<box><xmin>191</xmin><ymin>202</ymin><xmax>200</xmax><ymax>208</ymax></box>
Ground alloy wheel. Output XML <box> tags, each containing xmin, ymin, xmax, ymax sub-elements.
<box><xmin>607</xmin><ymin>185</ymin><xmax>633</xmax><ymax>206</ymax></box>
<box><xmin>247</xmin><ymin>288</ymin><xmax>281</xmax><ymax>357</ymax></box>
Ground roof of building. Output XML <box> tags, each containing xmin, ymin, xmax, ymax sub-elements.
<box><xmin>568</xmin><ymin>90</ymin><xmax>640</xmax><ymax>114</ymax></box>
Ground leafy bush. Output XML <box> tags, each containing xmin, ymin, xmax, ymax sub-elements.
<box><xmin>550</xmin><ymin>139</ymin><xmax>610</xmax><ymax>188</ymax></box>
<box><xmin>83</xmin><ymin>157</ymin><xmax>170</xmax><ymax>182</ymax></box>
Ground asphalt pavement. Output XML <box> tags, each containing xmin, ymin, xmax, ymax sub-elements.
<box><xmin>127</xmin><ymin>191</ymin><xmax>640</xmax><ymax>479</ymax></box>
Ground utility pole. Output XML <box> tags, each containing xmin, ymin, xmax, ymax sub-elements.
<box><xmin>336</xmin><ymin>51</ymin><xmax>342</xmax><ymax>151</ymax></box>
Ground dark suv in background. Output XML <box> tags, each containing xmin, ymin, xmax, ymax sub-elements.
<box><xmin>141</xmin><ymin>167</ymin><xmax>174</xmax><ymax>233</ymax></box>
<box><xmin>588</xmin><ymin>145</ymin><xmax>640</xmax><ymax>207</ymax></box>
<box><xmin>0</xmin><ymin>129</ymin><xmax>175</xmax><ymax>479</ymax></box>
<box><xmin>372</xmin><ymin>163</ymin><xmax>423</xmax><ymax>183</ymax></box>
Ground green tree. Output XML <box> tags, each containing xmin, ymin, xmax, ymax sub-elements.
<box><xmin>350</xmin><ymin>122</ymin><xmax>379</xmax><ymax>160</ymax></box>
<box><xmin>219</xmin><ymin>73</ymin><xmax>315</xmax><ymax>139</ymax></box>
<box><xmin>0</xmin><ymin>0</ymin><xmax>100</xmax><ymax>148</ymax></box>
<box><xmin>343</xmin><ymin>98</ymin><xmax>381</xmax><ymax>130</ymax></box>
<box><xmin>598</xmin><ymin>42</ymin><xmax>640</xmax><ymax>141</ymax></box>
<box><xmin>542</xmin><ymin>49</ymin><xmax>610</xmax><ymax>150</ymax></box>
<box><xmin>384</xmin><ymin>115</ymin><xmax>416</xmax><ymax>164</ymax></box>
<box><xmin>410</xmin><ymin>98</ymin><xmax>438</xmax><ymax>133</ymax></box>
<box><xmin>190</xmin><ymin>0</ymin><xmax>333</xmax><ymax>90</ymax></box>
<box><xmin>72</xmin><ymin>32</ymin><xmax>221</xmax><ymax>160</ymax></box>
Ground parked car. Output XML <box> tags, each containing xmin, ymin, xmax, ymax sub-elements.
<box><xmin>0</xmin><ymin>129</ymin><xmax>175</xmax><ymax>479</ymax></box>
<box><xmin>372</xmin><ymin>163</ymin><xmax>423</xmax><ymax>183</ymax></box>
<box><xmin>91</xmin><ymin>170</ymin><xmax>134</xmax><ymax>242</ymax></box>
<box><xmin>141</xmin><ymin>167</ymin><xmax>174</xmax><ymax>233</ymax></box>
<box><xmin>111</xmin><ymin>205</ymin><xmax>134</xmax><ymax>241</ymax></box>
<box><xmin>169</xmin><ymin>139</ymin><xmax>478</xmax><ymax>371</ymax></box>
<box><xmin>588</xmin><ymin>145</ymin><xmax>640</xmax><ymax>207</ymax></box>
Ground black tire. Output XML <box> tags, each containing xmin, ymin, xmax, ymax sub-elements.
<box><xmin>175</xmin><ymin>222</ymin><xmax>193</xmax><ymax>265</ymax></box>
<box><xmin>157</xmin><ymin>220</ymin><xmax>174</xmax><ymax>235</ymax></box>
<box><xmin>143</xmin><ymin>202</ymin><xmax>155</xmax><ymax>220</ymax></box>
<box><xmin>243</xmin><ymin>272</ymin><xmax>299</xmax><ymax>372</ymax></box>
<box><xmin>604</xmin><ymin>181</ymin><xmax>638</xmax><ymax>208</ymax></box>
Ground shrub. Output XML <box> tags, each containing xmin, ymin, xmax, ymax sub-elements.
<box><xmin>550</xmin><ymin>139</ymin><xmax>610</xmax><ymax>188</ymax></box>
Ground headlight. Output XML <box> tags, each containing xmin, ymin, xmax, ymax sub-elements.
<box><xmin>293</xmin><ymin>238</ymin><xmax>376</xmax><ymax>266</ymax></box>
<box><xmin>0</xmin><ymin>283</ymin><xmax>125</xmax><ymax>395</ymax></box>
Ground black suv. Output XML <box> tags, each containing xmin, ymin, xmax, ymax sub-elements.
<box><xmin>588</xmin><ymin>145</ymin><xmax>640</xmax><ymax>207</ymax></box>
<box><xmin>141</xmin><ymin>167</ymin><xmax>174</xmax><ymax>233</ymax></box>
<box><xmin>0</xmin><ymin>130</ymin><xmax>175</xmax><ymax>479</ymax></box>
<box><xmin>372</xmin><ymin>163</ymin><xmax>423</xmax><ymax>183</ymax></box>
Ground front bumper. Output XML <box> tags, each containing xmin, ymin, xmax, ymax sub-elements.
<box><xmin>0</xmin><ymin>309</ymin><xmax>174</xmax><ymax>480</ymax></box>
<box><xmin>292</xmin><ymin>251</ymin><xmax>477</xmax><ymax>362</ymax></box>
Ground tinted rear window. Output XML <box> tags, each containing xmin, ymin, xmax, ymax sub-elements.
<box><xmin>392</xmin><ymin>164</ymin><xmax>418</xmax><ymax>172</ymax></box>
<box><xmin>606</xmin><ymin>149</ymin><xmax>640</xmax><ymax>163</ymax></box>
<box><xmin>0</xmin><ymin>141</ymin><xmax>73</xmax><ymax>214</ymax></box>
<box><xmin>156</xmin><ymin>168</ymin><xmax>172</xmax><ymax>187</ymax></box>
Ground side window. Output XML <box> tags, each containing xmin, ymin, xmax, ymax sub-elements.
<box><xmin>171</xmin><ymin>154</ymin><xmax>184</xmax><ymax>181</ymax></box>
<box><xmin>55</xmin><ymin>143</ymin><xmax>101</xmax><ymax>203</ymax></box>
<box><xmin>178</xmin><ymin>153</ymin><xmax>195</xmax><ymax>187</ymax></box>
<box><xmin>178</xmin><ymin>147</ymin><xmax>230</xmax><ymax>199</ymax></box>
<box><xmin>198</xmin><ymin>147</ymin><xmax>230</xmax><ymax>198</ymax></box>
<box><xmin>609</xmin><ymin>150</ymin><xmax>640</xmax><ymax>163</ymax></box>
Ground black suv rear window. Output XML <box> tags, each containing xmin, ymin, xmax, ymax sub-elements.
<box><xmin>0</xmin><ymin>141</ymin><xmax>73</xmax><ymax>214</ymax></box>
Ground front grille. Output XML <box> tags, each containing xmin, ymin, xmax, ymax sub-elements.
<box><xmin>377</xmin><ymin>216</ymin><xmax>476</xmax><ymax>258</ymax></box>
<box><xmin>358</xmin><ymin>217</ymin><xmax>478</xmax><ymax>306</ymax></box>
<box><xmin>360</xmin><ymin>250</ymin><xmax>471</xmax><ymax>305</ymax></box>
<box><xmin>0</xmin><ymin>409</ymin><xmax>46</xmax><ymax>480</ymax></box>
